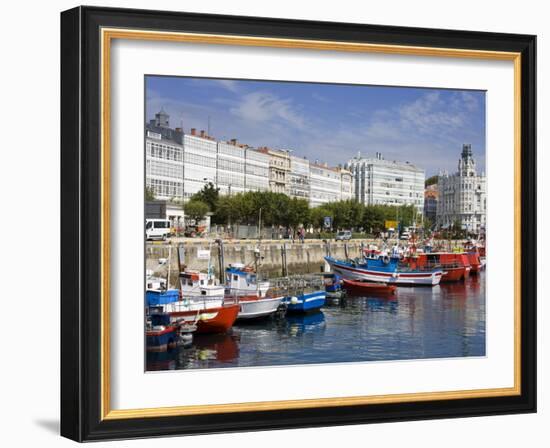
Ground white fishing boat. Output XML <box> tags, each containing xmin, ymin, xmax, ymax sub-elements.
<box><xmin>225</xmin><ymin>263</ymin><xmax>270</xmax><ymax>297</ymax></box>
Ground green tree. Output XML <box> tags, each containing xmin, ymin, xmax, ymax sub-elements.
<box><xmin>191</xmin><ymin>182</ymin><xmax>220</xmax><ymax>212</ymax></box>
<box><xmin>325</xmin><ymin>200</ymin><xmax>364</xmax><ymax>230</ymax></box>
<box><xmin>285</xmin><ymin>197</ymin><xmax>310</xmax><ymax>228</ymax></box>
<box><xmin>145</xmin><ymin>186</ymin><xmax>156</xmax><ymax>201</ymax></box>
<box><xmin>362</xmin><ymin>205</ymin><xmax>387</xmax><ymax>234</ymax></box>
<box><xmin>425</xmin><ymin>175</ymin><xmax>439</xmax><ymax>187</ymax></box>
<box><xmin>183</xmin><ymin>200</ymin><xmax>209</xmax><ymax>224</ymax></box>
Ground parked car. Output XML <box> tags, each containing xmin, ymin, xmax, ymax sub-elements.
<box><xmin>335</xmin><ymin>230</ymin><xmax>352</xmax><ymax>241</ymax></box>
<box><xmin>145</xmin><ymin>219</ymin><xmax>171</xmax><ymax>240</ymax></box>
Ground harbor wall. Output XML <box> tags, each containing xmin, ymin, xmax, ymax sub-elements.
<box><xmin>146</xmin><ymin>239</ymin><xmax>371</xmax><ymax>284</ymax></box>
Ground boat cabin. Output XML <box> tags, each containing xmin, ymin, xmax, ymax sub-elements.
<box><xmin>179</xmin><ymin>271</ymin><xmax>224</xmax><ymax>297</ymax></box>
<box><xmin>225</xmin><ymin>263</ymin><xmax>269</xmax><ymax>297</ymax></box>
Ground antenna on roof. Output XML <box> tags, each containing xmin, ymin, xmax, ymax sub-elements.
<box><xmin>207</xmin><ymin>115</ymin><xmax>211</xmax><ymax>135</ymax></box>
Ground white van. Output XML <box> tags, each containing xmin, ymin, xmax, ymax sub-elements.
<box><xmin>145</xmin><ymin>219</ymin><xmax>171</xmax><ymax>241</ymax></box>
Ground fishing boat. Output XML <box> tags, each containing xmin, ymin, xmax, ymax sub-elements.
<box><xmin>151</xmin><ymin>272</ymin><xmax>239</xmax><ymax>334</ymax></box>
<box><xmin>224</xmin><ymin>263</ymin><xmax>284</xmax><ymax>320</ymax></box>
<box><xmin>232</xmin><ymin>295</ymin><xmax>285</xmax><ymax>320</ymax></box>
<box><xmin>342</xmin><ymin>279</ymin><xmax>396</xmax><ymax>295</ymax></box>
<box><xmin>283</xmin><ymin>290</ymin><xmax>326</xmax><ymax>313</ymax></box>
<box><xmin>225</xmin><ymin>263</ymin><xmax>270</xmax><ymax>297</ymax></box>
<box><xmin>325</xmin><ymin>255</ymin><xmax>443</xmax><ymax>286</ymax></box>
<box><xmin>145</xmin><ymin>311</ymin><xmax>177</xmax><ymax>353</ymax></box>
<box><xmin>465</xmin><ymin>250</ymin><xmax>483</xmax><ymax>274</ymax></box>
<box><xmin>323</xmin><ymin>273</ymin><xmax>344</xmax><ymax>298</ymax></box>
<box><xmin>405</xmin><ymin>252</ymin><xmax>470</xmax><ymax>282</ymax></box>
<box><xmin>463</xmin><ymin>241</ymin><xmax>485</xmax><ymax>274</ymax></box>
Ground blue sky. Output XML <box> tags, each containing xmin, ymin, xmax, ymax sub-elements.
<box><xmin>146</xmin><ymin>76</ymin><xmax>486</xmax><ymax>177</ymax></box>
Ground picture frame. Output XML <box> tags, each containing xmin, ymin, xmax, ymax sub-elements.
<box><xmin>60</xmin><ymin>5</ymin><xmax>536</xmax><ymax>441</ymax></box>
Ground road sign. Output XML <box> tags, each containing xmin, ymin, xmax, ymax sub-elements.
<box><xmin>385</xmin><ymin>220</ymin><xmax>399</xmax><ymax>230</ymax></box>
<box><xmin>324</xmin><ymin>216</ymin><xmax>332</xmax><ymax>228</ymax></box>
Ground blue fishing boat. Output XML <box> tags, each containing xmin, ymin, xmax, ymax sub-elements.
<box><xmin>325</xmin><ymin>255</ymin><xmax>443</xmax><ymax>286</ymax></box>
<box><xmin>146</xmin><ymin>312</ymin><xmax>177</xmax><ymax>353</ymax></box>
<box><xmin>283</xmin><ymin>290</ymin><xmax>326</xmax><ymax>313</ymax></box>
<box><xmin>323</xmin><ymin>273</ymin><xmax>343</xmax><ymax>298</ymax></box>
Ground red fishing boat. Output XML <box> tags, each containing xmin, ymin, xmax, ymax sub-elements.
<box><xmin>162</xmin><ymin>271</ymin><xmax>240</xmax><ymax>334</ymax></box>
<box><xmin>405</xmin><ymin>252</ymin><xmax>470</xmax><ymax>282</ymax></box>
<box><xmin>464</xmin><ymin>250</ymin><xmax>482</xmax><ymax>274</ymax></box>
<box><xmin>169</xmin><ymin>304</ymin><xmax>240</xmax><ymax>334</ymax></box>
<box><xmin>342</xmin><ymin>279</ymin><xmax>397</xmax><ymax>295</ymax></box>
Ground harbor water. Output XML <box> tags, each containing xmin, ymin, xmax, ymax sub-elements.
<box><xmin>146</xmin><ymin>271</ymin><xmax>486</xmax><ymax>371</ymax></box>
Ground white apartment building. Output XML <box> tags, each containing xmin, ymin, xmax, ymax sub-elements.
<box><xmin>182</xmin><ymin>130</ymin><xmax>217</xmax><ymax>200</ymax></box>
<box><xmin>245</xmin><ymin>148</ymin><xmax>270</xmax><ymax>192</ymax></box>
<box><xmin>145</xmin><ymin>130</ymin><xmax>184</xmax><ymax>201</ymax></box>
<box><xmin>216</xmin><ymin>140</ymin><xmax>246</xmax><ymax>195</ymax></box>
<box><xmin>144</xmin><ymin>110</ymin><xmax>356</xmax><ymax>207</ymax></box>
<box><xmin>289</xmin><ymin>155</ymin><xmax>310</xmax><ymax>200</ymax></box>
<box><xmin>309</xmin><ymin>163</ymin><xmax>342</xmax><ymax>207</ymax></box>
<box><xmin>436</xmin><ymin>144</ymin><xmax>486</xmax><ymax>233</ymax></box>
<box><xmin>339</xmin><ymin>168</ymin><xmax>354</xmax><ymax>201</ymax></box>
<box><xmin>346</xmin><ymin>152</ymin><xmax>425</xmax><ymax>213</ymax></box>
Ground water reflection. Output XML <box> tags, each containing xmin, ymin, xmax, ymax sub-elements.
<box><xmin>148</xmin><ymin>272</ymin><xmax>486</xmax><ymax>371</ymax></box>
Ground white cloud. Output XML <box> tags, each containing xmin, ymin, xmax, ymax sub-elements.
<box><xmin>213</xmin><ymin>79</ymin><xmax>241</xmax><ymax>93</ymax></box>
<box><xmin>230</xmin><ymin>92</ymin><xmax>305</xmax><ymax>129</ymax></box>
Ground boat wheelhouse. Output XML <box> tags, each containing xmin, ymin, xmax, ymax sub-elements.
<box><xmin>222</xmin><ymin>263</ymin><xmax>284</xmax><ymax>320</ymax></box>
<box><xmin>225</xmin><ymin>263</ymin><xmax>270</xmax><ymax>298</ymax></box>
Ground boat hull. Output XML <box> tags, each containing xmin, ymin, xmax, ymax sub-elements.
<box><xmin>167</xmin><ymin>304</ymin><xmax>239</xmax><ymax>334</ymax></box>
<box><xmin>441</xmin><ymin>266</ymin><xmax>467</xmax><ymax>282</ymax></box>
<box><xmin>234</xmin><ymin>296</ymin><xmax>284</xmax><ymax>319</ymax></box>
<box><xmin>284</xmin><ymin>291</ymin><xmax>326</xmax><ymax>313</ymax></box>
<box><xmin>342</xmin><ymin>279</ymin><xmax>396</xmax><ymax>295</ymax></box>
<box><xmin>146</xmin><ymin>327</ymin><xmax>177</xmax><ymax>352</ymax></box>
<box><xmin>327</xmin><ymin>258</ymin><xmax>442</xmax><ymax>286</ymax></box>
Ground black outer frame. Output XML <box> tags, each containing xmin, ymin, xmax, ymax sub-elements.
<box><xmin>60</xmin><ymin>6</ymin><xmax>536</xmax><ymax>442</ymax></box>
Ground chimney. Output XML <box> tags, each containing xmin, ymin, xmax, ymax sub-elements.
<box><xmin>230</xmin><ymin>138</ymin><xmax>237</xmax><ymax>145</ymax></box>
<box><xmin>190</xmin><ymin>128</ymin><xmax>196</xmax><ymax>136</ymax></box>
<box><xmin>175</xmin><ymin>127</ymin><xmax>182</xmax><ymax>132</ymax></box>
<box><xmin>200</xmin><ymin>130</ymin><xmax>206</xmax><ymax>138</ymax></box>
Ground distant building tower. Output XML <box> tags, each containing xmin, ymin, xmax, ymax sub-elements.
<box><xmin>458</xmin><ymin>143</ymin><xmax>476</xmax><ymax>177</ymax></box>
<box><xmin>436</xmin><ymin>144</ymin><xmax>486</xmax><ymax>233</ymax></box>
<box><xmin>155</xmin><ymin>108</ymin><xmax>170</xmax><ymax>128</ymax></box>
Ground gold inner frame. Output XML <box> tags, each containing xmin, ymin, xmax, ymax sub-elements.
<box><xmin>100</xmin><ymin>28</ymin><xmax>522</xmax><ymax>420</ymax></box>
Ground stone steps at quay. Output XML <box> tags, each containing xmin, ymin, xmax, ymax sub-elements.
<box><xmin>145</xmin><ymin>239</ymin><xmax>375</xmax><ymax>283</ymax></box>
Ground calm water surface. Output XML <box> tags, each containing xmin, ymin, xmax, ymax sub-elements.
<box><xmin>147</xmin><ymin>272</ymin><xmax>485</xmax><ymax>371</ymax></box>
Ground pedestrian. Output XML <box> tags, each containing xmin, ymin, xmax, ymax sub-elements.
<box><xmin>299</xmin><ymin>227</ymin><xmax>305</xmax><ymax>244</ymax></box>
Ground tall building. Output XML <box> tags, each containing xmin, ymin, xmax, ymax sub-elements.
<box><xmin>144</xmin><ymin>110</ymin><xmax>353</xmax><ymax>207</ymax></box>
<box><xmin>436</xmin><ymin>144</ymin><xmax>486</xmax><ymax>233</ymax></box>
<box><xmin>258</xmin><ymin>147</ymin><xmax>291</xmax><ymax>194</ymax></box>
<box><xmin>244</xmin><ymin>148</ymin><xmax>270</xmax><ymax>192</ymax></box>
<box><xmin>289</xmin><ymin>155</ymin><xmax>310</xmax><ymax>200</ymax></box>
<box><xmin>182</xmin><ymin>129</ymin><xmax>218</xmax><ymax>200</ymax></box>
<box><xmin>216</xmin><ymin>139</ymin><xmax>246</xmax><ymax>196</ymax></box>
<box><xmin>346</xmin><ymin>152</ymin><xmax>425</xmax><ymax>213</ymax></box>
<box><xmin>309</xmin><ymin>163</ymin><xmax>342</xmax><ymax>207</ymax></box>
<box><xmin>145</xmin><ymin>110</ymin><xmax>184</xmax><ymax>201</ymax></box>
<box><xmin>339</xmin><ymin>167</ymin><xmax>354</xmax><ymax>201</ymax></box>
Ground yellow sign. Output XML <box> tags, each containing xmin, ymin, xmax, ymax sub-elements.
<box><xmin>385</xmin><ymin>220</ymin><xmax>399</xmax><ymax>230</ymax></box>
